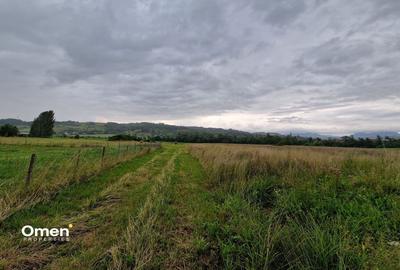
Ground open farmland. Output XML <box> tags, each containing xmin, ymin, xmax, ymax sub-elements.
<box><xmin>0</xmin><ymin>139</ymin><xmax>399</xmax><ymax>269</ymax></box>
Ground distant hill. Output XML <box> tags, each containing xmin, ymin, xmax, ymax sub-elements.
<box><xmin>0</xmin><ymin>118</ymin><xmax>252</xmax><ymax>137</ymax></box>
<box><xmin>352</xmin><ymin>131</ymin><xmax>400</xmax><ymax>139</ymax></box>
<box><xmin>0</xmin><ymin>118</ymin><xmax>31</xmax><ymax>126</ymax></box>
<box><xmin>281</xmin><ymin>131</ymin><xmax>337</xmax><ymax>139</ymax></box>
<box><xmin>1</xmin><ymin>118</ymin><xmax>399</xmax><ymax>139</ymax></box>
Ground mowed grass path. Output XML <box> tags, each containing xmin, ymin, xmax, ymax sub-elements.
<box><xmin>150</xmin><ymin>151</ymin><xmax>219</xmax><ymax>269</ymax></box>
<box><xmin>100</xmin><ymin>149</ymin><xmax>216</xmax><ymax>269</ymax></box>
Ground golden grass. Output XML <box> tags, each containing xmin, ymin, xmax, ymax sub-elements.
<box><xmin>189</xmin><ymin>144</ymin><xmax>400</xmax><ymax>190</ymax></box>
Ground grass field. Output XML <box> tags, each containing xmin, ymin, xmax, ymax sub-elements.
<box><xmin>0</xmin><ymin>139</ymin><xmax>399</xmax><ymax>269</ymax></box>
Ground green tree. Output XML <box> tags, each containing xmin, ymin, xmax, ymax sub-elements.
<box><xmin>29</xmin><ymin>110</ymin><xmax>55</xmax><ymax>137</ymax></box>
<box><xmin>0</xmin><ymin>124</ymin><xmax>19</xmax><ymax>137</ymax></box>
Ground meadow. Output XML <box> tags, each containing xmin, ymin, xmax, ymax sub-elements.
<box><xmin>0</xmin><ymin>138</ymin><xmax>399</xmax><ymax>269</ymax></box>
<box><xmin>189</xmin><ymin>144</ymin><xmax>400</xmax><ymax>269</ymax></box>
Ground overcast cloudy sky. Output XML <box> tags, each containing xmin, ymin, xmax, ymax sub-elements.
<box><xmin>0</xmin><ymin>0</ymin><xmax>399</xmax><ymax>134</ymax></box>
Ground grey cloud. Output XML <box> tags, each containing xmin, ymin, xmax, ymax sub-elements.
<box><xmin>0</xmin><ymin>0</ymin><xmax>399</xmax><ymax>134</ymax></box>
<box><xmin>259</xmin><ymin>1</ymin><xmax>306</xmax><ymax>27</ymax></box>
<box><xmin>295</xmin><ymin>38</ymin><xmax>375</xmax><ymax>78</ymax></box>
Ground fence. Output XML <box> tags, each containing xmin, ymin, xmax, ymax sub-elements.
<box><xmin>20</xmin><ymin>142</ymin><xmax>161</xmax><ymax>187</ymax></box>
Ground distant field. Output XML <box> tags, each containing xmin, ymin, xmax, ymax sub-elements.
<box><xmin>0</xmin><ymin>137</ymin><xmax>148</xmax><ymax>191</ymax></box>
<box><xmin>0</xmin><ymin>140</ymin><xmax>399</xmax><ymax>269</ymax></box>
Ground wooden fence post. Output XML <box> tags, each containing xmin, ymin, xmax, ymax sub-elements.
<box><xmin>75</xmin><ymin>150</ymin><xmax>81</xmax><ymax>169</ymax></box>
<box><xmin>74</xmin><ymin>150</ymin><xmax>81</xmax><ymax>178</ymax></box>
<box><xmin>101</xmin><ymin>146</ymin><xmax>106</xmax><ymax>167</ymax></box>
<box><xmin>26</xmin><ymin>153</ymin><xmax>36</xmax><ymax>186</ymax></box>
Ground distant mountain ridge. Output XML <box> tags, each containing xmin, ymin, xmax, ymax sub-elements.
<box><xmin>353</xmin><ymin>131</ymin><xmax>400</xmax><ymax>139</ymax></box>
<box><xmin>0</xmin><ymin>118</ymin><xmax>252</xmax><ymax>137</ymax></box>
<box><xmin>0</xmin><ymin>118</ymin><xmax>31</xmax><ymax>126</ymax></box>
<box><xmin>0</xmin><ymin>118</ymin><xmax>399</xmax><ymax>138</ymax></box>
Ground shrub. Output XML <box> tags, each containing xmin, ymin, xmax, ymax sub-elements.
<box><xmin>0</xmin><ymin>124</ymin><xmax>19</xmax><ymax>137</ymax></box>
<box><xmin>109</xmin><ymin>134</ymin><xmax>139</xmax><ymax>141</ymax></box>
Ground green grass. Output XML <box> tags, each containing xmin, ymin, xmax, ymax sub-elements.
<box><xmin>0</xmin><ymin>144</ymin><xmax>94</xmax><ymax>192</ymax></box>
<box><xmin>0</xmin><ymin>138</ymin><xmax>158</xmax><ymax>223</ymax></box>
<box><xmin>0</xmin><ymin>141</ymin><xmax>173</xmax><ymax>269</ymax></box>
<box><xmin>1</xmin><ymin>147</ymin><xmax>163</xmax><ymax>231</ymax></box>
<box><xmin>0</xmin><ymin>138</ymin><xmax>151</xmax><ymax>193</ymax></box>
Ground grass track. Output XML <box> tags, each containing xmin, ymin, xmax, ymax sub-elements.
<box><xmin>109</xmin><ymin>149</ymin><xmax>220</xmax><ymax>269</ymax></box>
<box><xmin>155</xmin><ymin>151</ymin><xmax>219</xmax><ymax>269</ymax></box>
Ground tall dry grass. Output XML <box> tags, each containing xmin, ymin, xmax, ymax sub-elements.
<box><xmin>190</xmin><ymin>144</ymin><xmax>400</xmax><ymax>192</ymax></box>
<box><xmin>189</xmin><ymin>144</ymin><xmax>400</xmax><ymax>269</ymax></box>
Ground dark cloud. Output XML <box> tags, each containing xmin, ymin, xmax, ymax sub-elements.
<box><xmin>0</xmin><ymin>0</ymin><xmax>399</xmax><ymax>134</ymax></box>
<box><xmin>253</xmin><ymin>0</ymin><xmax>306</xmax><ymax>27</ymax></box>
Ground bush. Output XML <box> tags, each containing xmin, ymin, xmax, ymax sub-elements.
<box><xmin>0</xmin><ymin>124</ymin><xmax>19</xmax><ymax>137</ymax></box>
<box><xmin>109</xmin><ymin>134</ymin><xmax>139</xmax><ymax>141</ymax></box>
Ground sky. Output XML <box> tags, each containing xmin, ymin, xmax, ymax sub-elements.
<box><xmin>0</xmin><ymin>0</ymin><xmax>399</xmax><ymax>135</ymax></box>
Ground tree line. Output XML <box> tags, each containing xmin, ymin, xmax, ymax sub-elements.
<box><xmin>109</xmin><ymin>132</ymin><xmax>400</xmax><ymax>148</ymax></box>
